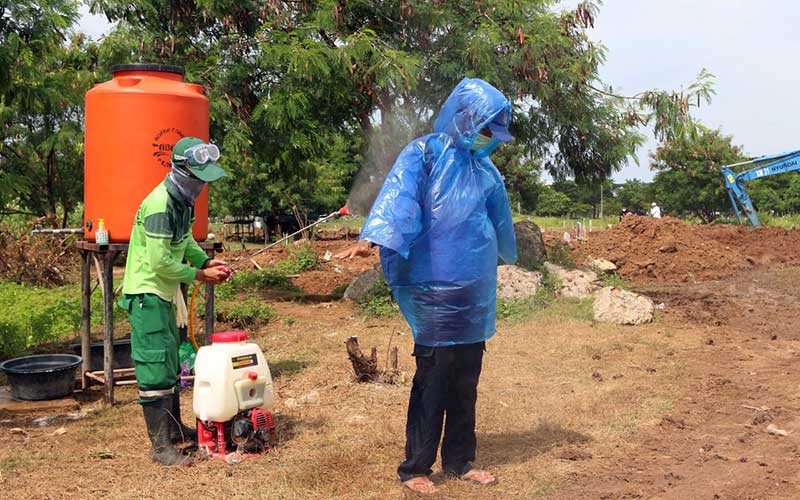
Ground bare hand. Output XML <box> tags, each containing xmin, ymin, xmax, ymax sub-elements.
<box><xmin>204</xmin><ymin>258</ymin><xmax>227</xmax><ymax>269</ymax></box>
<box><xmin>334</xmin><ymin>240</ymin><xmax>373</xmax><ymax>259</ymax></box>
<box><xmin>195</xmin><ymin>265</ymin><xmax>230</xmax><ymax>284</ymax></box>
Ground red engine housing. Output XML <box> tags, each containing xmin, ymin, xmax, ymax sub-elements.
<box><xmin>197</xmin><ymin>408</ymin><xmax>276</xmax><ymax>462</ymax></box>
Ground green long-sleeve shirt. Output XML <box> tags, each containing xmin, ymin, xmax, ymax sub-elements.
<box><xmin>122</xmin><ymin>177</ymin><xmax>208</xmax><ymax>301</ymax></box>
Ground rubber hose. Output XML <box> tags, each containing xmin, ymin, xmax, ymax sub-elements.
<box><xmin>188</xmin><ymin>284</ymin><xmax>201</xmax><ymax>350</ymax></box>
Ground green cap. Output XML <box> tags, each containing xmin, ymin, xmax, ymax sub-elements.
<box><xmin>171</xmin><ymin>137</ymin><xmax>227</xmax><ymax>182</ymax></box>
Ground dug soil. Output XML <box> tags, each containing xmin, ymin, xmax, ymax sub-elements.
<box><xmin>548</xmin><ymin>216</ymin><xmax>800</xmax><ymax>283</ymax></box>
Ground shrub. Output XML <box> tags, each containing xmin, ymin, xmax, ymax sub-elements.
<box><xmin>0</xmin><ymin>282</ymin><xmax>114</xmax><ymax>357</ymax></box>
<box><xmin>216</xmin><ymin>299</ymin><xmax>276</xmax><ymax>329</ymax></box>
<box><xmin>547</xmin><ymin>242</ymin><xmax>575</xmax><ymax>268</ymax></box>
<box><xmin>356</xmin><ymin>277</ymin><xmax>398</xmax><ymax>318</ymax></box>
<box><xmin>271</xmin><ymin>244</ymin><xmax>319</xmax><ymax>275</ymax></box>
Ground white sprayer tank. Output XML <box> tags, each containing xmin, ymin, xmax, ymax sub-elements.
<box><xmin>193</xmin><ymin>331</ymin><xmax>274</xmax><ymax>422</ymax></box>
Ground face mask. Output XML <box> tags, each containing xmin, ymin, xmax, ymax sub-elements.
<box><xmin>169</xmin><ymin>165</ymin><xmax>207</xmax><ymax>205</ymax></box>
<box><xmin>471</xmin><ymin>134</ymin><xmax>492</xmax><ymax>152</ymax></box>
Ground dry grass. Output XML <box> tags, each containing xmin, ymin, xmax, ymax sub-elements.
<box><xmin>0</xmin><ymin>299</ymin><xmax>700</xmax><ymax>500</ymax></box>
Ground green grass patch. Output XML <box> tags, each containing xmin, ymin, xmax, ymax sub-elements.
<box><xmin>0</xmin><ymin>281</ymin><xmax>121</xmax><ymax>357</ymax></box>
<box><xmin>275</xmin><ymin>244</ymin><xmax>320</xmax><ymax>274</ymax></box>
<box><xmin>496</xmin><ymin>266</ymin><xmax>560</xmax><ymax>321</ymax></box>
<box><xmin>223</xmin><ymin>269</ymin><xmax>300</xmax><ymax>293</ymax></box>
<box><xmin>356</xmin><ymin>277</ymin><xmax>399</xmax><ymax>318</ymax></box>
<box><xmin>216</xmin><ymin>299</ymin><xmax>276</xmax><ymax>329</ymax></box>
<box><xmin>218</xmin><ymin>245</ymin><xmax>320</xmax><ymax>297</ymax></box>
<box><xmin>547</xmin><ymin>241</ymin><xmax>576</xmax><ymax>269</ymax></box>
<box><xmin>598</xmin><ymin>272</ymin><xmax>630</xmax><ymax>290</ymax></box>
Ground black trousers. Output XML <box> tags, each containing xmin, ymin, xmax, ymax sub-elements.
<box><xmin>397</xmin><ymin>341</ymin><xmax>485</xmax><ymax>482</ymax></box>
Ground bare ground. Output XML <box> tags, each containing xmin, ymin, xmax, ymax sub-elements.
<box><xmin>2</xmin><ymin>246</ymin><xmax>800</xmax><ymax>498</ymax></box>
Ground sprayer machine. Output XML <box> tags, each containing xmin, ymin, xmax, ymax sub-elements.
<box><xmin>192</xmin><ymin>331</ymin><xmax>276</xmax><ymax>462</ymax></box>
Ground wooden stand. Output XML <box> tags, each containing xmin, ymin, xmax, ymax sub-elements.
<box><xmin>76</xmin><ymin>240</ymin><xmax>222</xmax><ymax>404</ymax></box>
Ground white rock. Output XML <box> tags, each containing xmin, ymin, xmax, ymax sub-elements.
<box><xmin>589</xmin><ymin>258</ymin><xmax>617</xmax><ymax>273</ymax></box>
<box><xmin>544</xmin><ymin>263</ymin><xmax>600</xmax><ymax>299</ymax></box>
<box><xmin>496</xmin><ymin>265</ymin><xmax>542</xmax><ymax>300</ymax></box>
<box><xmin>766</xmin><ymin>424</ymin><xmax>788</xmax><ymax>436</ymax></box>
<box><xmin>592</xmin><ymin>287</ymin><xmax>655</xmax><ymax>325</ymax></box>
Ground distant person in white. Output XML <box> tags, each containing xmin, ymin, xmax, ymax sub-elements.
<box><xmin>650</xmin><ymin>202</ymin><xmax>662</xmax><ymax>218</ymax></box>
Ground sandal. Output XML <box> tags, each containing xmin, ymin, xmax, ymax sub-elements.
<box><xmin>460</xmin><ymin>469</ymin><xmax>497</xmax><ymax>486</ymax></box>
<box><xmin>402</xmin><ymin>476</ymin><xmax>438</xmax><ymax>495</ymax></box>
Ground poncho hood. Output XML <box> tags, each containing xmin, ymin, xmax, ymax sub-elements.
<box><xmin>433</xmin><ymin>78</ymin><xmax>513</xmax><ymax>158</ymax></box>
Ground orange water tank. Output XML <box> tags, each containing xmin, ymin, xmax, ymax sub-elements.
<box><xmin>84</xmin><ymin>64</ymin><xmax>210</xmax><ymax>243</ymax></box>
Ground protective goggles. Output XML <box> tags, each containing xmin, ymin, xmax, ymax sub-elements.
<box><xmin>174</xmin><ymin>143</ymin><xmax>220</xmax><ymax>166</ymax></box>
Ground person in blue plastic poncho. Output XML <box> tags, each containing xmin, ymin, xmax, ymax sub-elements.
<box><xmin>336</xmin><ymin>78</ymin><xmax>517</xmax><ymax>495</ymax></box>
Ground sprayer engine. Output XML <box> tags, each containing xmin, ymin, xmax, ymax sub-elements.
<box><xmin>193</xmin><ymin>331</ymin><xmax>276</xmax><ymax>462</ymax></box>
<box><xmin>197</xmin><ymin>408</ymin><xmax>276</xmax><ymax>461</ymax></box>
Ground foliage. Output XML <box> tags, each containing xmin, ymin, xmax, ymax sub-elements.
<box><xmin>650</xmin><ymin>126</ymin><xmax>745</xmax><ymax>222</ymax></box>
<box><xmin>216</xmin><ymin>298</ymin><xmax>276</xmax><ymax>329</ymax></box>
<box><xmin>0</xmin><ymin>1</ymin><xmax>99</xmax><ymax>226</ymax></box>
<box><xmin>615</xmin><ymin>179</ymin><xmax>653</xmax><ymax>213</ymax></box>
<box><xmin>219</xmin><ymin>269</ymin><xmax>300</xmax><ymax>295</ymax></box>
<box><xmin>217</xmin><ymin>245</ymin><xmax>318</xmax><ymax>296</ymax></box>
<box><xmin>0</xmin><ymin>281</ymin><xmax>111</xmax><ymax>357</ymax></box>
<box><xmin>356</xmin><ymin>276</ymin><xmax>398</xmax><ymax>318</ymax></box>
<box><xmin>275</xmin><ymin>245</ymin><xmax>320</xmax><ymax>274</ymax></box>
<box><xmin>85</xmin><ymin>0</ymin><xmax>713</xmax><ymax>220</ymax></box>
<box><xmin>598</xmin><ymin>272</ymin><xmax>629</xmax><ymax>290</ymax></box>
<box><xmin>536</xmin><ymin>185</ymin><xmax>572</xmax><ymax>216</ymax></box>
<box><xmin>547</xmin><ymin>242</ymin><xmax>576</xmax><ymax>268</ymax></box>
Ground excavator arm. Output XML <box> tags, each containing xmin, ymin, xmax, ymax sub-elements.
<box><xmin>722</xmin><ymin>150</ymin><xmax>800</xmax><ymax>226</ymax></box>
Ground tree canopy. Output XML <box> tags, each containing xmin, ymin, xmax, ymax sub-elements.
<box><xmin>3</xmin><ymin>0</ymin><xmax>717</xmax><ymax>224</ymax></box>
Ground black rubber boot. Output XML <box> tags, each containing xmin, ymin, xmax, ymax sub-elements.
<box><xmin>169</xmin><ymin>393</ymin><xmax>197</xmax><ymax>444</ymax></box>
<box><xmin>142</xmin><ymin>399</ymin><xmax>193</xmax><ymax>466</ymax></box>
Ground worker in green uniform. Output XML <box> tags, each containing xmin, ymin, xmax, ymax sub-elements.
<box><xmin>120</xmin><ymin>137</ymin><xmax>229</xmax><ymax>466</ymax></box>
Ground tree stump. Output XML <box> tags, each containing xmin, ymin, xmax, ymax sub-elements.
<box><xmin>345</xmin><ymin>336</ymin><xmax>380</xmax><ymax>382</ymax></box>
<box><xmin>345</xmin><ymin>336</ymin><xmax>402</xmax><ymax>384</ymax></box>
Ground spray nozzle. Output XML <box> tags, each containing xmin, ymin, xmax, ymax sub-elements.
<box><xmin>338</xmin><ymin>206</ymin><xmax>350</xmax><ymax>216</ymax></box>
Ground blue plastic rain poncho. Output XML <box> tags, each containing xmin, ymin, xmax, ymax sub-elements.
<box><xmin>360</xmin><ymin>78</ymin><xmax>518</xmax><ymax>347</ymax></box>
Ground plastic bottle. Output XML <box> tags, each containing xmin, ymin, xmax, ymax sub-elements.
<box><xmin>95</xmin><ymin>218</ymin><xmax>109</xmax><ymax>251</ymax></box>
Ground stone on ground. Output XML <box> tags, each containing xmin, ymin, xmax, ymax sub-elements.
<box><xmin>513</xmin><ymin>220</ymin><xmax>547</xmax><ymax>270</ymax></box>
<box><xmin>544</xmin><ymin>263</ymin><xmax>600</xmax><ymax>299</ymax></box>
<box><xmin>592</xmin><ymin>287</ymin><xmax>655</xmax><ymax>325</ymax></box>
<box><xmin>496</xmin><ymin>265</ymin><xmax>542</xmax><ymax>299</ymax></box>
<box><xmin>343</xmin><ymin>267</ymin><xmax>384</xmax><ymax>301</ymax></box>
<box><xmin>589</xmin><ymin>257</ymin><xmax>617</xmax><ymax>273</ymax></box>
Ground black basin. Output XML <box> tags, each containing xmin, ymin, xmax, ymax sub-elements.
<box><xmin>70</xmin><ymin>339</ymin><xmax>133</xmax><ymax>372</ymax></box>
<box><xmin>0</xmin><ymin>354</ymin><xmax>82</xmax><ymax>400</ymax></box>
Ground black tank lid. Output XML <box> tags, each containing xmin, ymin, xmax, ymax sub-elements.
<box><xmin>110</xmin><ymin>64</ymin><xmax>185</xmax><ymax>76</ymax></box>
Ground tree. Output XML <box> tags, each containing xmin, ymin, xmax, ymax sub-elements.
<box><xmin>616</xmin><ymin>179</ymin><xmax>652</xmax><ymax>212</ymax></box>
<box><xmin>650</xmin><ymin>126</ymin><xmax>745</xmax><ymax>222</ymax></box>
<box><xmin>90</xmin><ymin>0</ymin><xmax>713</xmax><ymax>218</ymax></box>
<box><xmin>0</xmin><ymin>1</ymin><xmax>98</xmax><ymax>226</ymax></box>
<box><xmin>535</xmin><ymin>185</ymin><xmax>571</xmax><ymax>216</ymax></box>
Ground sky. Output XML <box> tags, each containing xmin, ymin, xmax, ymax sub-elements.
<box><xmin>79</xmin><ymin>1</ymin><xmax>800</xmax><ymax>182</ymax></box>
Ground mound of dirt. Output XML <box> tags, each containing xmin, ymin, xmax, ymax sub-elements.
<box><xmin>566</xmin><ymin>216</ymin><xmax>800</xmax><ymax>283</ymax></box>
<box><xmin>575</xmin><ymin>216</ymin><xmax>751</xmax><ymax>282</ymax></box>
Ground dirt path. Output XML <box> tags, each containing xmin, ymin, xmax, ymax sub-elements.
<box><xmin>553</xmin><ymin>266</ymin><xmax>800</xmax><ymax>500</ymax></box>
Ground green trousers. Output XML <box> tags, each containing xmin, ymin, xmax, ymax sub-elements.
<box><xmin>120</xmin><ymin>293</ymin><xmax>180</xmax><ymax>403</ymax></box>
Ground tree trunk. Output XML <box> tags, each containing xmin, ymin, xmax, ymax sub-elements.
<box><xmin>345</xmin><ymin>336</ymin><xmax>380</xmax><ymax>382</ymax></box>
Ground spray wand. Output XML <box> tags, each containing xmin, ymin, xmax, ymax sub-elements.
<box><xmin>187</xmin><ymin>205</ymin><xmax>351</xmax><ymax>349</ymax></box>
<box><xmin>225</xmin><ymin>205</ymin><xmax>350</xmax><ymax>273</ymax></box>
